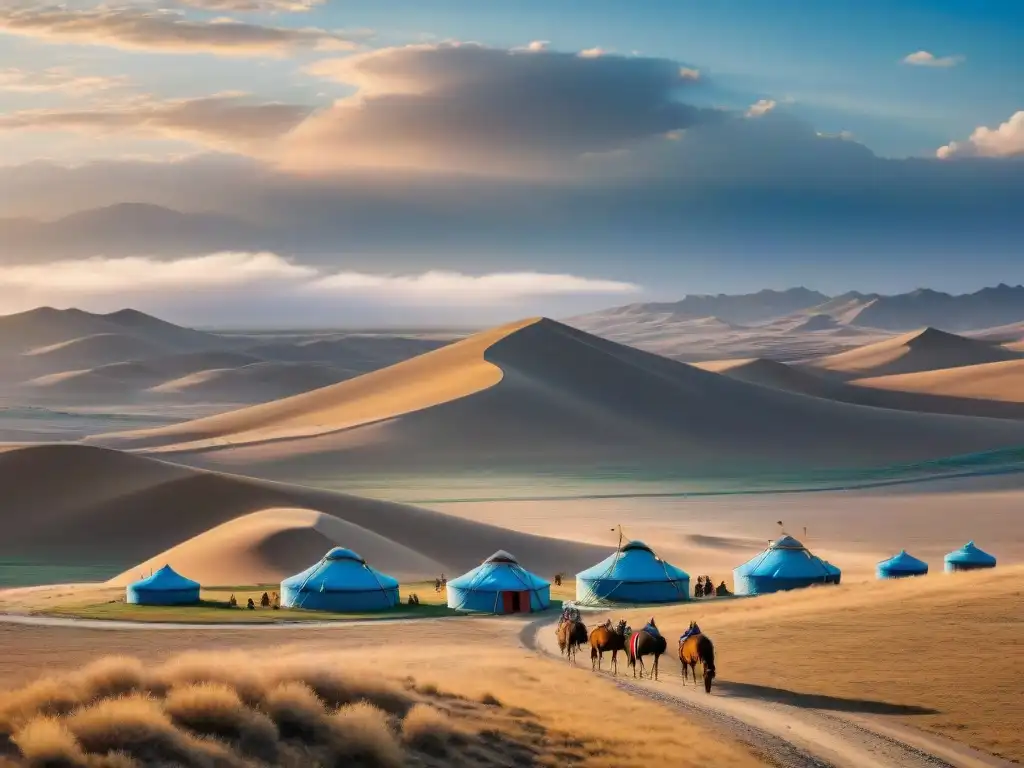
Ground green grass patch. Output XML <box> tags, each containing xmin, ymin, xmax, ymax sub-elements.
<box><xmin>31</xmin><ymin>579</ymin><xmax>575</xmax><ymax>624</ymax></box>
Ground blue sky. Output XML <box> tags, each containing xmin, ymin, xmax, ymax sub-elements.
<box><xmin>0</xmin><ymin>0</ymin><xmax>1021</xmax><ymax>323</ymax></box>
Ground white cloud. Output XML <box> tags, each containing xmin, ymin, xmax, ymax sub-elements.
<box><xmin>0</xmin><ymin>252</ymin><xmax>315</xmax><ymax>294</ymax></box>
<box><xmin>937</xmin><ymin>111</ymin><xmax>1024</xmax><ymax>159</ymax></box>
<box><xmin>0</xmin><ymin>67</ymin><xmax>131</xmax><ymax>95</ymax></box>
<box><xmin>902</xmin><ymin>50</ymin><xmax>964</xmax><ymax>68</ymax></box>
<box><xmin>311</xmin><ymin>270</ymin><xmax>640</xmax><ymax>303</ymax></box>
<box><xmin>746</xmin><ymin>99</ymin><xmax>776</xmax><ymax>117</ymax></box>
<box><xmin>678</xmin><ymin>67</ymin><xmax>700</xmax><ymax>81</ymax></box>
<box><xmin>578</xmin><ymin>47</ymin><xmax>606</xmax><ymax>58</ymax></box>
<box><xmin>0</xmin><ymin>253</ymin><xmax>640</xmax><ymax>308</ymax></box>
<box><xmin>524</xmin><ymin>40</ymin><xmax>549</xmax><ymax>51</ymax></box>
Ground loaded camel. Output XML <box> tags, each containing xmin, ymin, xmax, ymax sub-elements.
<box><xmin>678</xmin><ymin>621</ymin><xmax>717</xmax><ymax>693</ymax></box>
<box><xmin>589</xmin><ymin>619</ymin><xmax>630</xmax><ymax>674</ymax></box>
<box><xmin>626</xmin><ymin>618</ymin><xmax>667</xmax><ymax>680</ymax></box>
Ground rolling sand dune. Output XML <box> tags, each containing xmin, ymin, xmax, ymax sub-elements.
<box><xmin>150</xmin><ymin>361</ymin><xmax>354</xmax><ymax>403</ymax></box>
<box><xmin>94</xmin><ymin>318</ymin><xmax>1024</xmax><ymax>477</ymax></box>
<box><xmin>853</xmin><ymin>358</ymin><xmax>1024</xmax><ymax>403</ymax></box>
<box><xmin>696</xmin><ymin>356</ymin><xmax>1024</xmax><ymax>419</ymax></box>
<box><xmin>109</xmin><ymin>507</ymin><xmax>446</xmax><ymax>584</ymax></box>
<box><xmin>19</xmin><ymin>351</ymin><xmax>268</xmax><ymax>399</ymax></box>
<box><xmin>808</xmin><ymin>327</ymin><xmax>1021</xmax><ymax>379</ymax></box>
<box><xmin>0</xmin><ymin>444</ymin><xmax>604</xmax><ymax>579</ymax></box>
<box><xmin>693</xmin><ymin>358</ymin><xmax>839</xmax><ymax>397</ymax></box>
<box><xmin>0</xmin><ymin>307</ymin><xmax>231</xmax><ymax>357</ymax></box>
<box><xmin>23</xmin><ymin>333</ymin><xmax>170</xmax><ymax>370</ymax></box>
<box><xmin>245</xmin><ymin>334</ymin><xmax>450</xmax><ymax>368</ymax></box>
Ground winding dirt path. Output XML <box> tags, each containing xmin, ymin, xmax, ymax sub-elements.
<box><xmin>522</xmin><ymin>617</ymin><xmax>1013</xmax><ymax>768</ymax></box>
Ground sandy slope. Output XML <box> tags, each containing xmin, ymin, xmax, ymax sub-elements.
<box><xmin>93</xmin><ymin>318</ymin><xmax>531</xmax><ymax>449</ymax></box>
<box><xmin>693</xmin><ymin>358</ymin><xmax>839</xmax><ymax>398</ymax></box>
<box><xmin>93</xmin><ymin>318</ymin><xmax>1024</xmax><ymax>477</ymax></box>
<box><xmin>0</xmin><ymin>444</ymin><xmax>603</xmax><ymax>580</ymax></box>
<box><xmin>23</xmin><ymin>333</ymin><xmax>170</xmax><ymax>370</ymax></box>
<box><xmin>808</xmin><ymin>327</ymin><xmax>1021</xmax><ymax>379</ymax></box>
<box><xmin>108</xmin><ymin>507</ymin><xmax>446</xmax><ymax>585</ymax></box>
<box><xmin>853</xmin><ymin>359</ymin><xmax>1024</xmax><ymax>403</ymax></box>
<box><xmin>150</xmin><ymin>361</ymin><xmax>354</xmax><ymax>402</ymax></box>
<box><xmin>695</xmin><ymin>357</ymin><xmax>1024</xmax><ymax>419</ymax></box>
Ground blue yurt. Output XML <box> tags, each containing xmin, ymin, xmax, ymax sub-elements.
<box><xmin>126</xmin><ymin>564</ymin><xmax>200</xmax><ymax>606</ymax></box>
<box><xmin>944</xmin><ymin>541</ymin><xmax>996</xmax><ymax>573</ymax></box>
<box><xmin>576</xmin><ymin>540</ymin><xmax>690</xmax><ymax>605</ymax></box>
<box><xmin>733</xmin><ymin>535</ymin><xmax>841</xmax><ymax>596</ymax></box>
<box><xmin>281</xmin><ymin>547</ymin><xmax>399</xmax><ymax>612</ymax></box>
<box><xmin>877</xmin><ymin>550</ymin><xmax>929</xmax><ymax>579</ymax></box>
<box><xmin>447</xmin><ymin>550</ymin><xmax>550</xmax><ymax>614</ymax></box>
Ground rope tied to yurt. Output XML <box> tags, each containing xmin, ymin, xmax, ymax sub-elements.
<box><xmin>363</xmin><ymin>562</ymin><xmax>394</xmax><ymax>607</ymax></box>
<box><xmin>290</xmin><ymin>552</ymin><xmax>329</xmax><ymax>610</ymax></box>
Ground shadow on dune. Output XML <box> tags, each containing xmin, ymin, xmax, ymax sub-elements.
<box><xmin>716</xmin><ymin>681</ymin><xmax>938</xmax><ymax>716</ymax></box>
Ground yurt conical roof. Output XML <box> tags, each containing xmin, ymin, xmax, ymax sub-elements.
<box><xmin>733</xmin><ymin>534</ymin><xmax>840</xmax><ymax>595</ymax></box>
<box><xmin>129</xmin><ymin>564</ymin><xmax>199</xmax><ymax>591</ymax></box>
<box><xmin>944</xmin><ymin>541</ymin><xmax>996</xmax><ymax>567</ymax></box>
<box><xmin>877</xmin><ymin>550</ymin><xmax>928</xmax><ymax>574</ymax></box>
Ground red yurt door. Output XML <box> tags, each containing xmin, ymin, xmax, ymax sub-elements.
<box><xmin>517</xmin><ymin>590</ymin><xmax>531</xmax><ymax>613</ymax></box>
<box><xmin>502</xmin><ymin>591</ymin><xmax>517</xmax><ymax>613</ymax></box>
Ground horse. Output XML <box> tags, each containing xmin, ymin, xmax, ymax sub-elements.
<box><xmin>589</xmin><ymin>619</ymin><xmax>630</xmax><ymax>675</ymax></box>
<box><xmin>626</xmin><ymin>628</ymin><xmax>667</xmax><ymax>680</ymax></box>
<box><xmin>557</xmin><ymin>618</ymin><xmax>589</xmax><ymax>664</ymax></box>
<box><xmin>679</xmin><ymin>633</ymin><xmax>716</xmax><ymax>693</ymax></box>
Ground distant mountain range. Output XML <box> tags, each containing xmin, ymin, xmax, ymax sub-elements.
<box><xmin>0</xmin><ymin>203</ymin><xmax>263</xmax><ymax>259</ymax></box>
<box><xmin>577</xmin><ymin>285</ymin><xmax>1024</xmax><ymax>332</ymax></box>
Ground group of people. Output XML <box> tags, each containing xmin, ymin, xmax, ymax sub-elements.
<box><xmin>694</xmin><ymin>575</ymin><xmax>731</xmax><ymax>598</ymax></box>
<box><xmin>227</xmin><ymin>591</ymin><xmax>281</xmax><ymax>610</ymax></box>
<box><xmin>433</xmin><ymin>574</ymin><xmax>448</xmax><ymax>593</ymax></box>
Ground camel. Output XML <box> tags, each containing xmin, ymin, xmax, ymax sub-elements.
<box><xmin>556</xmin><ymin>618</ymin><xmax>589</xmax><ymax>664</ymax></box>
<box><xmin>589</xmin><ymin>619</ymin><xmax>630</xmax><ymax>674</ymax></box>
<box><xmin>626</xmin><ymin>627</ymin><xmax>667</xmax><ymax>680</ymax></box>
<box><xmin>679</xmin><ymin>631</ymin><xmax>717</xmax><ymax>693</ymax></box>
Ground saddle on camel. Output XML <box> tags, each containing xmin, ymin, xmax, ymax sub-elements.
<box><xmin>626</xmin><ymin>617</ymin><xmax>667</xmax><ymax>680</ymax></box>
<box><xmin>589</xmin><ymin>618</ymin><xmax>630</xmax><ymax>674</ymax></box>
<box><xmin>678</xmin><ymin>621</ymin><xmax>717</xmax><ymax>693</ymax></box>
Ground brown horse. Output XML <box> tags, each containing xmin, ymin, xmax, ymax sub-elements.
<box><xmin>626</xmin><ymin>628</ymin><xmax>667</xmax><ymax>680</ymax></box>
<box><xmin>557</xmin><ymin>618</ymin><xmax>589</xmax><ymax>664</ymax></box>
<box><xmin>589</xmin><ymin>619</ymin><xmax>630</xmax><ymax>674</ymax></box>
<box><xmin>679</xmin><ymin>633</ymin><xmax>716</xmax><ymax>693</ymax></box>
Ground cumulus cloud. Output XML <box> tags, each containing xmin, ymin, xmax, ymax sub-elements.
<box><xmin>902</xmin><ymin>50</ymin><xmax>964</xmax><ymax>67</ymax></box>
<box><xmin>937</xmin><ymin>111</ymin><xmax>1024</xmax><ymax>159</ymax></box>
<box><xmin>0</xmin><ymin>94</ymin><xmax>311</xmax><ymax>152</ymax></box>
<box><xmin>0</xmin><ymin>6</ymin><xmax>362</xmax><ymax>57</ymax></box>
<box><xmin>678</xmin><ymin>67</ymin><xmax>700</xmax><ymax>81</ymax></box>
<box><xmin>0</xmin><ymin>67</ymin><xmax>131</xmax><ymax>95</ymax></box>
<box><xmin>746</xmin><ymin>98</ymin><xmax>776</xmax><ymax>117</ymax></box>
<box><xmin>290</xmin><ymin>42</ymin><xmax>716</xmax><ymax>174</ymax></box>
<box><xmin>578</xmin><ymin>47</ymin><xmax>607</xmax><ymax>58</ymax></box>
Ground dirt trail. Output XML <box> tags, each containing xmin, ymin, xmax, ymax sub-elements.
<box><xmin>524</xmin><ymin>617</ymin><xmax>1012</xmax><ymax>768</ymax></box>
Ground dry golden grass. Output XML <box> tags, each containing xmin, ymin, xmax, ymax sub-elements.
<box><xmin>611</xmin><ymin>564</ymin><xmax>1024</xmax><ymax>763</ymax></box>
<box><xmin>0</xmin><ymin>645</ymin><xmax>759</xmax><ymax>767</ymax></box>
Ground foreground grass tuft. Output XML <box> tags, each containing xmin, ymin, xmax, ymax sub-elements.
<box><xmin>1</xmin><ymin>650</ymin><xmax>635</xmax><ymax>767</ymax></box>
